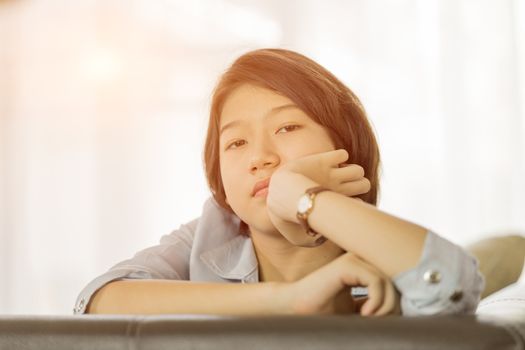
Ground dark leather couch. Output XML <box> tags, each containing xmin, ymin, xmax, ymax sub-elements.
<box><xmin>1</xmin><ymin>314</ymin><xmax>524</xmax><ymax>350</ymax></box>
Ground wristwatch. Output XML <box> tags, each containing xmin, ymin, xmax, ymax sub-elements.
<box><xmin>296</xmin><ymin>186</ymin><xmax>330</xmax><ymax>239</ymax></box>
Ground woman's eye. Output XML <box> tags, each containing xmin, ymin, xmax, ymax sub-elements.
<box><xmin>226</xmin><ymin>140</ymin><xmax>246</xmax><ymax>150</ymax></box>
<box><xmin>276</xmin><ymin>125</ymin><xmax>301</xmax><ymax>134</ymax></box>
<box><xmin>225</xmin><ymin>125</ymin><xmax>301</xmax><ymax>150</ymax></box>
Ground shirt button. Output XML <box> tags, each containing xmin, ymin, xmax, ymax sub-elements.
<box><xmin>76</xmin><ymin>298</ymin><xmax>85</xmax><ymax>312</ymax></box>
<box><xmin>423</xmin><ymin>270</ymin><xmax>441</xmax><ymax>284</ymax></box>
<box><xmin>449</xmin><ymin>290</ymin><xmax>463</xmax><ymax>302</ymax></box>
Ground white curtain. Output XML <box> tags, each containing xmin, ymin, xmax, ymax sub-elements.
<box><xmin>0</xmin><ymin>0</ymin><xmax>523</xmax><ymax>314</ymax></box>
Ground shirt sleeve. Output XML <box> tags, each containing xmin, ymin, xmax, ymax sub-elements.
<box><xmin>392</xmin><ymin>231</ymin><xmax>485</xmax><ymax>316</ymax></box>
<box><xmin>73</xmin><ymin>218</ymin><xmax>198</xmax><ymax>315</ymax></box>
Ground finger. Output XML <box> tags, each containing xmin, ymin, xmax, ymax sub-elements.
<box><xmin>360</xmin><ymin>277</ymin><xmax>385</xmax><ymax>316</ymax></box>
<box><xmin>353</xmin><ymin>296</ymin><xmax>368</xmax><ymax>306</ymax></box>
<box><xmin>337</xmin><ymin>256</ymin><xmax>376</xmax><ymax>288</ymax></box>
<box><xmin>373</xmin><ymin>280</ymin><xmax>397</xmax><ymax>316</ymax></box>
<box><xmin>340</xmin><ymin>178</ymin><xmax>371</xmax><ymax>197</ymax></box>
<box><xmin>353</xmin><ymin>296</ymin><xmax>368</xmax><ymax>313</ymax></box>
<box><xmin>335</xmin><ymin>164</ymin><xmax>365</xmax><ymax>179</ymax></box>
<box><xmin>340</xmin><ymin>254</ymin><xmax>389</xmax><ymax>317</ymax></box>
<box><xmin>326</xmin><ymin>149</ymin><xmax>349</xmax><ymax>167</ymax></box>
<box><xmin>335</xmin><ymin>256</ymin><xmax>385</xmax><ymax>316</ymax></box>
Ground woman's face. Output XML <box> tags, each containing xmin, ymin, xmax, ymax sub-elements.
<box><xmin>219</xmin><ymin>84</ymin><xmax>336</xmax><ymax>235</ymax></box>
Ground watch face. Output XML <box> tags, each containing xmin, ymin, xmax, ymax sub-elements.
<box><xmin>297</xmin><ymin>194</ymin><xmax>311</xmax><ymax>214</ymax></box>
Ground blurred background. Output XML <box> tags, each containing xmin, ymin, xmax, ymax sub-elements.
<box><xmin>0</xmin><ymin>0</ymin><xmax>524</xmax><ymax>314</ymax></box>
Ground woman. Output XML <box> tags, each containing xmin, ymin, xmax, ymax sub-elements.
<box><xmin>74</xmin><ymin>48</ymin><xmax>484</xmax><ymax>316</ymax></box>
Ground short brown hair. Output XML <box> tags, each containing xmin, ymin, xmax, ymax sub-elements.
<box><xmin>203</xmin><ymin>48</ymin><xmax>381</xmax><ymax>232</ymax></box>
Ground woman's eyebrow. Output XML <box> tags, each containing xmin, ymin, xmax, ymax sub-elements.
<box><xmin>220</xmin><ymin>103</ymin><xmax>298</xmax><ymax>136</ymax></box>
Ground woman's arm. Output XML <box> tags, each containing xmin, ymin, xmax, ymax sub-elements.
<box><xmin>87</xmin><ymin>279</ymin><xmax>288</xmax><ymax>315</ymax></box>
<box><xmin>267</xmin><ymin>168</ymin><xmax>427</xmax><ymax>279</ymax></box>
<box><xmin>266</xmin><ymin>149</ymin><xmax>483</xmax><ymax>315</ymax></box>
<box><xmin>308</xmin><ymin>190</ymin><xmax>428</xmax><ymax>278</ymax></box>
<box><xmin>87</xmin><ymin>252</ymin><xmax>398</xmax><ymax>316</ymax></box>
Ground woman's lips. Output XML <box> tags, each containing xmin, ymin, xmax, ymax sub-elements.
<box><xmin>252</xmin><ymin>178</ymin><xmax>271</xmax><ymax>197</ymax></box>
<box><xmin>253</xmin><ymin>187</ymin><xmax>269</xmax><ymax>197</ymax></box>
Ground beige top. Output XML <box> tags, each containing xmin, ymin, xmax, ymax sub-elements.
<box><xmin>74</xmin><ymin>197</ymin><xmax>485</xmax><ymax>316</ymax></box>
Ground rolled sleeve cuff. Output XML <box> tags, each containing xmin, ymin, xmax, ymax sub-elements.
<box><xmin>393</xmin><ymin>231</ymin><xmax>485</xmax><ymax>316</ymax></box>
<box><xmin>73</xmin><ymin>268</ymin><xmax>160</xmax><ymax>315</ymax></box>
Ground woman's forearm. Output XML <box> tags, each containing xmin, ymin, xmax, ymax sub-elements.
<box><xmin>87</xmin><ymin>279</ymin><xmax>291</xmax><ymax>315</ymax></box>
<box><xmin>308</xmin><ymin>190</ymin><xmax>428</xmax><ymax>277</ymax></box>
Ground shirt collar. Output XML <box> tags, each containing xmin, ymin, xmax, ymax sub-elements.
<box><xmin>200</xmin><ymin>234</ymin><xmax>258</xmax><ymax>282</ymax></box>
<box><xmin>198</xmin><ymin>197</ymin><xmax>259</xmax><ymax>282</ymax></box>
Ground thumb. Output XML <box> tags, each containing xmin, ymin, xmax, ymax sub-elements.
<box><xmin>326</xmin><ymin>149</ymin><xmax>349</xmax><ymax>167</ymax></box>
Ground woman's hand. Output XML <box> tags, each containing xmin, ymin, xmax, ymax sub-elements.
<box><xmin>279</xmin><ymin>149</ymin><xmax>370</xmax><ymax>197</ymax></box>
<box><xmin>282</xmin><ymin>148</ymin><xmax>370</xmax><ymax>199</ymax></box>
<box><xmin>283</xmin><ymin>252</ymin><xmax>401</xmax><ymax>316</ymax></box>
<box><xmin>267</xmin><ymin>149</ymin><xmax>370</xmax><ymax>224</ymax></box>
<box><xmin>266</xmin><ymin>149</ymin><xmax>370</xmax><ymax>246</ymax></box>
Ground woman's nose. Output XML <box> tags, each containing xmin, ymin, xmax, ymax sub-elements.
<box><xmin>249</xmin><ymin>145</ymin><xmax>279</xmax><ymax>172</ymax></box>
<box><xmin>250</xmin><ymin>159</ymin><xmax>274</xmax><ymax>172</ymax></box>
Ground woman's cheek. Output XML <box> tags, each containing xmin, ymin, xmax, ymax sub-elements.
<box><xmin>221</xmin><ymin>163</ymin><xmax>244</xmax><ymax>198</ymax></box>
<box><xmin>278</xmin><ymin>133</ymin><xmax>311</xmax><ymax>153</ymax></box>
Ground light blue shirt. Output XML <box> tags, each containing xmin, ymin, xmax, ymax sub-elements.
<box><xmin>74</xmin><ymin>197</ymin><xmax>484</xmax><ymax>315</ymax></box>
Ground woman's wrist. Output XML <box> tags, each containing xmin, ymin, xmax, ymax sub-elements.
<box><xmin>276</xmin><ymin>280</ymin><xmax>311</xmax><ymax>315</ymax></box>
<box><xmin>273</xmin><ymin>280</ymin><xmax>328</xmax><ymax>316</ymax></box>
<box><xmin>271</xmin><ymin>282</ymin><xmax>298</xmax><ymax>315</ymax></box>
<box><xmin>275</xmin><ymin>279</ymin><xmax>355</xmax><ymax>315</ymax></box>
<box><xmin>267</xmin><ymin>170</ymin><xmax>321</xmax><ymax>224</ymax></box>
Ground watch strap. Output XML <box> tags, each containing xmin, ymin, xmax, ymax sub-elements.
<box><xmin>296</xmin><ymin>186</ymin><xmax>330</xmax><ymax>238</ymax></box>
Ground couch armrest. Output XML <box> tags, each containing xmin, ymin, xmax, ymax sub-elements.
<box><xmin>1</xmin><ymin>315</ymin><xmax>523</xmax><ymax>350</ymax></box>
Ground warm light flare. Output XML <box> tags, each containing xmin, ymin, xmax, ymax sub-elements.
<box><xmin>81</xmin><ymin>48</ymin><xmax>122</xmax><ymax>83</ymax></box>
